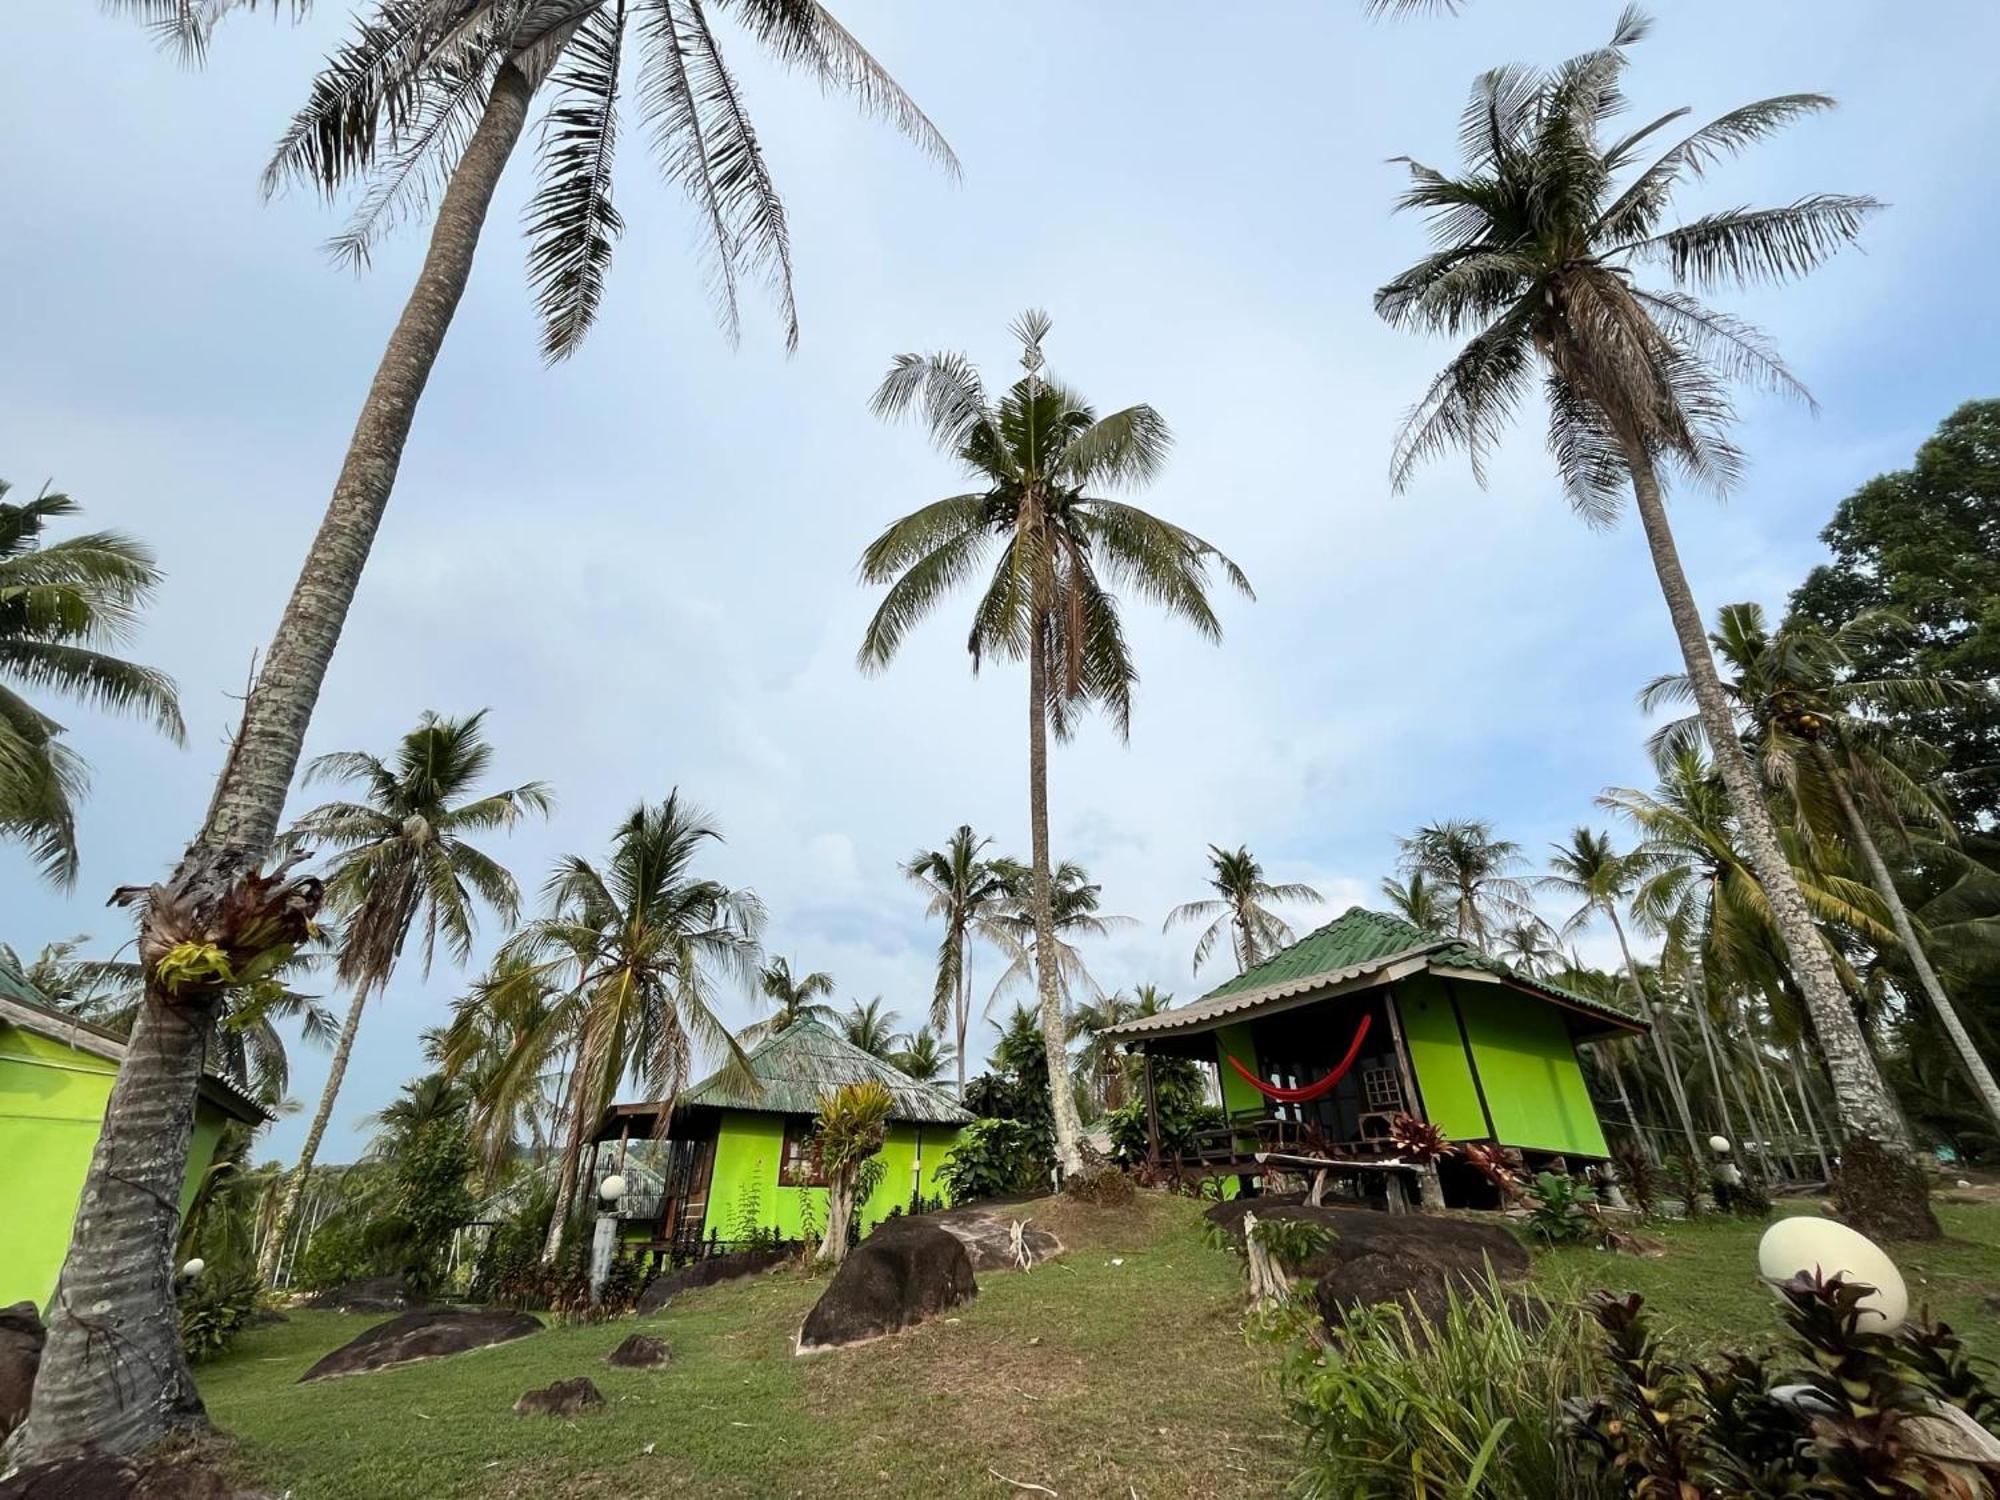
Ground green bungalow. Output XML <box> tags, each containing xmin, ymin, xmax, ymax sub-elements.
<box><xmin>1102</xmin><ymin>907</ymin><xmax>1644</xmax><ymax>1207</ymax></box>
<box><xmin>0</xmin><ymin>976</ymin><xmax>270</xmax><ymax>1310</ymax></box>
<box><xmin>594</xmin><ymin>1019</ymin><xmax>971</xmax><ymax>1262</ymax></box>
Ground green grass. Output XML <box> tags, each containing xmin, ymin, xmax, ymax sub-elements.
<box><xmin>198</xmin><ymin>1192</ymin><xmax>2000</xmax><ymax>1500</ymax></box>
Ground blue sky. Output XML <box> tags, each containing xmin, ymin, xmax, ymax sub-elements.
<box><xmin>5</xmin><ymin>1</ymin><xmax>1997</xmax><ymax>1162</ymax></box>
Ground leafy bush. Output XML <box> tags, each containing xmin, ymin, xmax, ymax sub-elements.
<box><xmin>1246</xmin><ymin>1216</ymin><xmax>1336</xmax><ymax>1273</ymax></box>
<box><xmin>291</xmin><ymin>1206</ymin><xmax>387</xmax><ymax>1293</ymax></box>
<box><xmin>177</xmin><ymin>1267</ymin><xmax>264</xmax><ymax>1363</ymax></box>
<box><xmin>1710</xmin><ymin>1168</ymin><xmax>1772</xmax><ymax>1219</ymax></box>
<box><xmin>1523</xmin><ymin>1171</ymin><xmax>1598</xmax><ymax>1245</ymax></box>
<box><xmin>1662</xmin><ymin>1150</ymin><xmax>1708</xmax><ymax>1218</ymax></box>
<box><xmin>938</xmin><ymin>1118</ymin><xmax>1047</xmax><ymax>1205</ymax></box>
<box><xmin>1105</xmin><ymin>1093</ymin><xmax>1225</xmax><ymax>1166</ymax></box>
<box><xmin>1256</xmin><ymin>1275</ymin><xmax>1594</xmax><ymax>1500</ymax></box>
<box><xmin>1611</xmin><ymin>1142</ymin><xmax>1660</xmax><ymax>1216</ymax></box>
<box><xmin>1569</xmin><ymin>1273</ymin><xmax>2000</xmax><ymax>1496</ymax></box>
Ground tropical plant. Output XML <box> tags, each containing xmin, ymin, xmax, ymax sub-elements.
<box><xmin>987</xmin><ymin>857</ymin><xmax>1137</xmax><ymax>1009</ymax></box>
<box><xmin>890</xmin><ymin>1024</ymin><xmax>954</xmax><ymax>1086</ymax></box>
<box><xmin>257</xmin><ymin>710</ymin><xmax>549</xmax><ymax>1282</ymax></box>
<box><xmin>1377</xmin><ymin>870</ymin><xmax>1449</xmax><ymax>933</ymax></box>
<box><xmin>488</xmin><ymin>793</ymin><xmax>764</xmax><ymax>1260</ymax></box>
<box><xmin>1375</xmin><ymin>7</ymin><xmax>1924</xmax><ymax>1228</ymax></box>
<box><xmin>1495</xmin><ymin>918</ymin><xmax>1563</xmax><ymax>978</ymax></box>
<box><xmin>1522</xmin><ymin>1171</ymin><xmax>1599</xmax><ymax>1245</ymax></box>
<box><xmin>22</xmin><ymin>2</ymin><xmax>952</xmax><ymax>1466</ymax></box>
<box><xmin>904</xmin><ymin>825</ymin><xmax>1014</xmax><ymax>1095</ymax></box>
<box><xmin>812</xmin><ymin>1080</ymin><xmax>893</xmax><ymax>1264</ymax></box>
<box><xmin>857</xmin><ymin>310</ymin><xmax>1251</xmax><ymax>1174</ymax></box>
<box><xmin>741</xmin><ymin>956</ymin><xmax>836</xmax><ymax>1046</ymax></box>
<box><xmin>175</xmin><ymin>1268</ymin><xmax>262</xmax><ymax>1366</ymax></box>
<box><xmin>1543</xmin><ymin>825</ymin><xmax>1704</xmax><ymax>1162</ymax></box>
<box><xmin>1396</xmin><ymin>818</ymin><xmax>1533</xmax><ymax>947</ymax></box>
<box><xmin>0</xmin><ymin>481</ymin><xmax>183</xmax><ymax>886</ymax></box>
<box><xmin>1068</xmin><ymin>990</ymin><xmax>1140</xmax><ymax>1115</ymax></box>
<box><xmin>1165</xmin><ymin>844</ymin><xmax>1322</xmax><ymax>976</ymax></box>
<box><xmin>1644</xmin><ymin>600</ymin><xmax>2000</xmax><ymax>1141</ymax></box>
<box><xmin>839</xmin><ymin>996</ymin><xmax>901</xmax><ymax>1061</ymax></box>
<box><xmin>935</xmin><ymin>1117</ymin><xmax>1045</xmax><ymax>1207</ymax></box>
<box><xmin>438</xmin><ymin>951</ymin><xmax>569</xmax><ymax>1186</ymax></box>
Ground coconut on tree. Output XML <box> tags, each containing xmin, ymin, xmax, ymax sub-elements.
<box><xmin>1164</xmin><ymin>844</ymin><xmax>1323</xmax><ymax>976</ymax></box>
<box><xmin>856</xmin><ymin>311</ymin><xmax>1251</xmax><ymax>1176</ymax></box>
<box><xmin>1375</xmin><ymin>10</ymin><xmax>1932</xmax><ymax>1234</ymax></box>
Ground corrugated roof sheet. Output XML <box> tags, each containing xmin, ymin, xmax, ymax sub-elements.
<box><xmin>682</xmin><ymin>1019</ymin><xmax>973</xmax><ymax>1126</ymax></box>
<box><xmin>1102</xmin><ymin>907</ymin><xmax>1641</xmax><ymax>1041</ymax></box>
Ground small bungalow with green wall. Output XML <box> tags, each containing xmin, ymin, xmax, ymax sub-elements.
<box><xmin>594</xmin><ymin>1019</ymin><xmax>971</xmax><ymax>1263</ymax></box>
<box><xmin>1102</xmin><ymin>907</ymin><xmax>1643</xmax><ymax>1208</ymax></box>
<box><xmin>0</xmin><ymin>975</ymin><xmax>270</xmax><ymax>1310</ymax></box>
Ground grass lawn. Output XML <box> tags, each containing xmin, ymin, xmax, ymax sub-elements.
<box><xmin>199</xmin><ymin>1190</ymin><xmax>2000</xmax><ymax>1499</ymax></box>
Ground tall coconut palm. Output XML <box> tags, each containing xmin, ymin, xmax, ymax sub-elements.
<box><xmin>988</xmin><ymin>857</ymin><xmax>1139</xmax><ymax>1013</ymax></box>
<box><xmin>1495</xmin><ymin>918</ymin><xmax>1563</xmax><ymax>978</ymax></box>
<box><xmin>19</xmin><ymin>6</ymin><xmax>949</xmax><ymax>1466</ymax></box>
<box><xmin>1396</xmin><ymin>818</ymin><xmax>1532</xmax><ymax>948</ymax></box>
<box><xmin>1374</xmin><ymin>11</ymin><xmax>1925</xmax><ymax>1226</ymax></box>
<box><xmin>1068</xmin><ymin>990</ymin><xmax>1142</xmax><ymax>1115</ymax></box>
<box><xmin>254</xmin><ymin>711</ymin><xmax>549</xmax><ymax>1282</ymax></box>
<box><xmin>439</xmin><ymin>951</ymin><xmax>571</xmax><ymax>1187</ymax></box>
<box><xmin>840</xmin><ymin>996</ymin><xmax>901</xmax><ymax>1061</ymax></box>
<box><xmin>891</xmin><ymin>1025</ymin><xmax>954</xmax><ymax>1087</ymax></box>
<box><xmin>905</xmin><ymin>825</ymin><xmax>1014</xmax><ymax>1095</ymax></box>
<box><xmin>856</xmin><ymin>312</ymin><xmax>1251</xmax><ymax>1175</ymax></box>
<box><xmin>1378</xmin><ymin>870</ymin><xmax>1449</xmax><ymax>933</ymax></box>
<box><xmin>1642</xmin><ymin>602</ymin><xmax>2000</xmax><ymax>1140</ymax></box>
<box><xmin>1543</xmin><ymin>825</ymin><xmax>1703</xmax><ymax>1161</ymax></box>
<box><xmin>0</xmin><ymin>482</ymin><xmax>184</xmax><ymax>887</ymax></box>
<box><xmin>1164</xmin><ymin>844</ymin><xmax>1323</xmax><ymax>976</ymax></box>
<box><xmin>490</xmin><ymin>793</ymin><xmax>763</xmax><ymax>1259</ymax></box>
<box><xmin>741</xmin><ymin>957</ymin><xmax>837</xmax><ymax>1046</ymax></box>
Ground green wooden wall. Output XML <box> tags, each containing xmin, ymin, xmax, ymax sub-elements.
<box><xmin>1214</xmin><ymin>1023</ymin><xmax>1266</xmax><ymax>1118</ymax></box>
<box><xmin>1393</xmin><ymin>974</ymin><xmax>1490</xmax><ymax>1139</ymax></box>
<box><xmin>698</xmin><ymin>1110</ymin><xmax>965</xmax><ymax>1243</ymax></box>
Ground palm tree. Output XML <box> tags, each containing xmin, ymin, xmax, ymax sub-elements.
<box><xmin>741</xmin><ymin>957</ymin><xmax>837</xmax><ymax>1046</ymax></box>
<box><xmin>490</xmin><ymin>793</ymin><xmax>763</xmax><ymax>1259</ymax></box>
<box><xmin>1642</xmin><ymin>602</ymin><xmax>2000</xmax><ymax>1140</ymax></box>
<box><xmin>891</xmin><ymin>1025</ymin><xmax>954</xmax><ymax>1086</ymax></box>
<box><xmin>1378</xmin><ymin>870</ymin><xmax>1449</xmax><ymax>933</ymax></box>
<box><xmin>1164</xmin><ymin>845</ymin><xmax>1322</xmax><ymax>976</ymax></box>
<box><xmin>1374</xmin><ymin>11</ymin><xmax>1924</xmax><ymax>1221</ymax></box>
<box><xmin>1495</xmin><ymin>918</ymin><xmax>1563</xmax><ymax>979</ymax></box>
<box><xmin>1543</xmin><ymin>826</ymin><xmax>1703</xmax><ymax>1162</ymax></box>
<box><xmin>257</xmin><ymin>710</ymin><xmax>549</xmax><ymax>1282</ymax></box>
<box><xmin>0</xmin><ymin>482</ymin><xmax>184</xmax><ymax>886</ymax></box>
<box><xmin>857</xmin><ymin>312</ymin><xmax>1251</xmax><ymax>1173</ymax></box>
<box><xmin>840</xmin><ymin>997</ymin><xmax>901</xmax><ymax>1061</ymax></box>
<box><xmin>21</xmin><ymin>6</ymin><xmax>950</xmax><ymax>1465</ymax></box>
<box><xmin>989</xmin><ymin>858</ymin><xmax>1139</xmax><ymax>1012</ymax></box>
<box><xmin>905</xmin><ymin>825</ymin><xmax>1014</xmax><ymax>1095</ymax></box>
<box><xmin>1395</xmin><ymin>819</ymin><xmax>1532</xmax><ymax>948</ymax></box>
<box><xmin>1068</xmin><ymin>991</ymin><xmax>1140</xmax><ymax>1115</ymax></box>
<box><xmin>439</xmin><ymin>952</ymin><xmax>570</xmax><ymax>1187</ymax></box>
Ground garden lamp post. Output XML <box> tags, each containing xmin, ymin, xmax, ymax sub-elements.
<box><xmin>590</xmin><ymin>1175</ymin><xmax>627</xmax><ymax>1304</ymax></box>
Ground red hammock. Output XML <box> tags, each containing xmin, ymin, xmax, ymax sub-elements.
<box><xmin>1225</xmin><ymin>1014</ymin><xmax>1373</xmax><ymax>1104</ymax></box>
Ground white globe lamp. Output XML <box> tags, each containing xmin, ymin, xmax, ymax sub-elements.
<box><xmin>1757</xmin><ymin>1216</ymin><xmax>1908</xmax><ymax>1332</ymax></box>
<box><xmin>598</xmin><ymin>1174</ymin><xmax>627</xmax><ymax>1203</ymax></box>
<box><xmin>1708</xmin><ymin>1134</ymin><xmax>1732</xmax><ymax>1155</ymax></box>
<box><xmin>180</xmin><ymin>1258</ymin><xmax>205</xmax><ymax>1278</ymax></box>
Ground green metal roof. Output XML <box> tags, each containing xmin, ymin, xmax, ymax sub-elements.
<box><xmin>1102</xmin><ymin>907</ymin><xmax>1642</xmax><ymax>1042</ymax></box>
<box><xmin>681</xmin><ymin>1019</ymin><xmax>973</xmax><ymax>1126</ymax></box>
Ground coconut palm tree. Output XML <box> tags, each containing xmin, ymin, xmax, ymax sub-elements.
<box><xmin>1396</xmin><ymin>819</ymin><xmax>1532</xmax><ymax>948</ymax></box>
<box><xmin>1378</xmin><ymin>870</ymin><xmax>1448</xmax><ymax>933</ymax></box>
<box><xmin>439</xmin><ymin>951</ymin><xmax>571</xmax><ymax>1187</ymax></box>
<box><xmin>857</xmin><ymin>312</ymin><xmax>1251</xmax><ymax>1173</ymax></box>
<box><xmin>1374</xmin><ymin>10</ymin><xmax>1924</xmax><ymax>1225</ymax></box>
<box><xmin>741</xmin><ymin>957</ymin><xmax>837</xmax><ymax>1046</ymax></box>
<box><xmin>1495</xmin><ymin>918</ymin><xmax>1563</xmax><ymax>978</ymax></box>
<box><xmin>905</xmin><ymin>825</ymin><xmax>1014</xmax><ymax>1095</ymax></box>
<box><xmin>1067</xmin><ymin>990</ymin><xmax>1142</xmax><ymax>1115</ymax></box>
<box><xmin>1542</xmin><ymin>825</ymin><xmax>1703</xmax><ymax>1162</ymax></box>
<box><xmin>1642</xmin><ymin>602</ymin><xmax>2000</xmax><ymax>1140</ymax></box>
<box><xmin>891</xmin><ymin>1025</ymin><xmax>954</xmax><ymax>1087</ymax></box>
<box><xmin>840</xmin><ymin>997</ymin><xmax>901</xmax><ymax>1061</ymax></box>
<box><xmin>988</xmin><ymin>858</ymin><xmax>1139</xmax><ymax>1013</ymax></box>
<box><xmin>489</xmin><ymin>793</ymin><xmax>762</xmax><ymax>1259</ymax></box>
<box><xmin>19</xmin><ymin>7</ymin><xmax>950</xmax><ymax>1465</ymax></box>
<box><xmin>256</xmin><ymin>710</ymin><xmax>549</xmax><ymax>1282</ymax></box>
<box><xmin>0</xmin><ymin>482</ymin><xmax>184</xmax><ymax>887</ymax></box>
<box><xmin>1164</xmin><ymin>845</ymin><xmax>1322</xmax><ymax>976</ymax></box>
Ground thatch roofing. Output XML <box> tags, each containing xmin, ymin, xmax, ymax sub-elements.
<box><xmin>679</xmin><ymin>1019</ymin><xmax>972</xmax><ymax>1126</ymax></box>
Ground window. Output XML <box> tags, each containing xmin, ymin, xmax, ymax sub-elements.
<box><xmin>779</xmin><ymin>1117</ymin><xmax>826</xmax><ymax>1187</ymax></box>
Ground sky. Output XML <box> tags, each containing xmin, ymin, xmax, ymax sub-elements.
<box><xmin>4</xmin><ymin>1</ymin><xmax>1998</xmax><ymax>1163</ymax></box>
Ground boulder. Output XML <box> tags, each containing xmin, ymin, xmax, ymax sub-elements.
<box><xmin>514</xmin><ymin>1377</ymin><xmax>605</xmax><ymax>1417</ymax></box>
<box><xmin>1603</xmin><ymin>1229</ymin><xmax>1669</xmax><ymax>1259</ymax></box>
<box><xmin>300</xmin><ymin>1275</ymin><xmax>414</xmax><ymax>1314</ymax></box>
<box><xmin>297</xmin><ymin>1306</ymin><xmax>541</xmax><ymax>1382</ymax></box>
<box><xmin>0</xmin><ymin>1302</ymin><xmax>46</xmax><ymax>1437</ymax></box>
<box><xmin>1204</xmin><ymin>1199</ymin><xmax>1529</xmax><ymax>1331</ymax></box>
<box><xmin>636</xmin><ymin>1247</ymin><xmax>786</xmax><ymax>1314</ymax></box>
<box><xmin>928</xmin><ymin>1211</ymin><xmax>1063</xmax><ymax>1274</ymax></box>
<box><xmin>0</xmin><ymin>1442</ymin><xmax>271</xmax><ymax>1499</ymax></box>
<box><xmin>604</xmin><ymin>1333</ymin><xmax>672</xmax><ymax>1369</ymax></box>
<box><xmin>797</xmin><ymin>1220</ymin><xmax>976</xmax><ymax>1353</ymax></box>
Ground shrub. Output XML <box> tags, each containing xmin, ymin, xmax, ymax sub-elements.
<box><xmin>178</xmin><ymin>1267</ymin><xmax>264</xmax><ymax>1363</ymax></box>
<box><xmin>1711</xmin><ymin>1168</ymin><xmax>1772</xmax><ymax>1220</ymax></box>
<box><xmin>1062</xmin><ymin>1165</ymin><xmax>1135</xmax><ymax>1206</ymax></box>
<box><xmin>1611</xmin><ymin>1142</ymin><xmax>1660</xmax><ymax>1215</ymax></box>
<box><xmin>291</xmin><ymin>1208</ymin><xmax>387</xmax><ymax>1293</ymax></box>
<box><xmin>938</xmin><ymin>1118</ymin><xmax>1047</xmax><ymax>1205</ymax></box>
<box><xmin>1248</xmin><ymin>1216</ymin><xmax>1335</xmax><ymax>1273</ymax></box>
<box><xmin>1663</xmin><ymin>1150</ymin><xmax>1708</xmax><ymax>1218</ymax></box>
<box><xmin>1523</xmin><ymin>1171</ymin><xmax>1598</xmax><ymax>1245</ymax></box>
<box><xmin>1256</xmin><ymin>1274</ymin><xmax>1594</xmax><ymax>1500</ymax></box>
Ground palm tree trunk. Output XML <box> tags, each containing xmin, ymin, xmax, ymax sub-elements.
<box><xmin>10</xmin><ymin>67</ymin><xmax>538</xmax><ymax>1466</ymax></box>
<box><xmin>1618</xmin><ymin>439</ymin><xmax>1933</xmax><ymax>1233</ymax></box>
<box><xmin>1791</xmin><ymin>1046</ymin><xmax>1834</xmax><ymax>1181</ymax></box>
<box><xmin>1604</xmin><ymin>903</ymin><xmax>1704</xmax><ymax>1162</ymax></box>
<box><xmin>1027</xmin><ymin>620</ymin><xmax>1084</xmax><ymax>1177</ymax></box>
<box><xmin>1689</xmin><ymin>993</ymin><xmax>1735</xmax><ymax>1141</ymax></box>
<box><xmin>955</xmin><ymin>947</ymin><xmax>970</xmax><ymax>1098</ymax></box>
<box><xmin>1814</xmin><ymin>743</ymin><xmax>2000</xmax><ymax>1140</ymax></box>
<box><xmin>1602</xmin><ymin>1041</ymin><xmax>1649</xmax><ymax>1162</ymax></box>
<box><xmin>257</xmin><ymin>984</ymin><xmax>370</xmax><ymax>1283</ymax></box>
